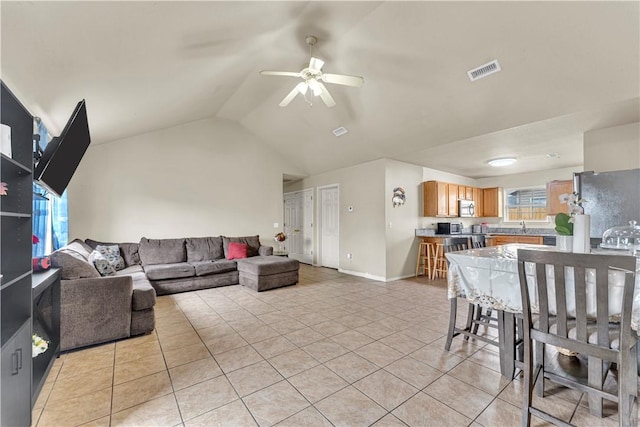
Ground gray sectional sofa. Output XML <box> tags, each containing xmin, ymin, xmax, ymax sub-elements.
<box><xmin>50</xmin><ymin>235</ymin><xmax>299</xmax><ymax>351</ymax></box>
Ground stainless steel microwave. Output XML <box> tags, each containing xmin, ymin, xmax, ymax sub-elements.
<box><xmin>458</xmin><ymin>199</ymin><xmax>475</xmax><ymax>217</ymax></box>
<box><xmin>437</xmin><ymin>222</ymin><xmax>462</xmax><ymax>234</ymax></box>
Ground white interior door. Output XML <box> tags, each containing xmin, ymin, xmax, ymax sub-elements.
<box><xmin>319</xmin><ymin>185</ymin><xmax>339</xmax><ymax>269</ymax></box>
<box><xmin>283</xmin><ymin>189</ymin><xmax>313</xmax><ymax>264</ymax></box>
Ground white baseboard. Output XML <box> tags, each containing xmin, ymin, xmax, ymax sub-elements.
<box><xmin>337</xmin><ymin>268</ymin><xmax>387</xmax><ymax>282</ymax></box>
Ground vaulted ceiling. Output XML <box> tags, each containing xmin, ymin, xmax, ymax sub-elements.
<box><xmin>2</xmin><ymin>1</ymin><xmax>638</xmax><ymax>178</ymax></box>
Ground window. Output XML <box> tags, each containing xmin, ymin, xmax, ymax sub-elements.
<box><xmin>505</xmin><ymin>187</ymin><xmax>547</xmax><ymax>222</ymax></box>
<box><xmin>32</xmin><ymin>119</ymin><xmax>68</xmax><ymax>257</ymax></box>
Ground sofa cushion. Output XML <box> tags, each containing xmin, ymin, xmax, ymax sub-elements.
<box><xmin>51</xmin><ymin>245</ymin><xmax>101</xmax><ymax>280</ymax></box>
<box><xmin>88</xmin><ymin>250</ymin><xmax>116</xmax><ymax>277</ymax></box>
<box><xmin>95</xmin><ymin>245</ymin><xmax>125</xmax><ymax>270</ymax></box>
<box><xmin>186</xmin><ymin>237</ymin><xmax>224</xmax><ymax>262</ymax></box>
<box><xmin>115</xmin><ymin>265</ymin><xmax>144</xmax><ymax>275</ymax></box>
<box><xmin>85</xmin><ymin>239</ymin><xmax>141</xmax><ymax>267</ymax></box>
<box><xmin>236</xmin><ymin>256</ymin><xmax>299</xmax><ymax>275</ymax></box>
<box><xmin>222</xmin><ymin>236</ymin><xmax>261</xmax><ymax>258</ymax></box>
<box><xmin>138</xmin><ymin>238</ymin><xmax>186</xmax><ymax>266</ymax></box>
<box><xmin>190</xmin><ymin>260</ymin><xmax>237</xmax><ymax>276</ymax></box>
<box><xmin>65</xmin><ymin>239</ymin><xmax>94</xmax><ymax>260</ymax></box>
<box><xmin>144</xmin><ymin>263</ymin><xmax>195</xmax><ymax>281</ymax></box>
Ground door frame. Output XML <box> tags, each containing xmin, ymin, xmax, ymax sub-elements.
<box><xmin>316</xmin><ymin>184</ymin><xmax>340</xmax><ymax>268</ymax></box>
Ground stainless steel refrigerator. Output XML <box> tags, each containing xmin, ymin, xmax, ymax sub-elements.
<box><xmin>574</xmin><ymin>168</ymin><xmax>640</xmax><ymax>245</ymax></box>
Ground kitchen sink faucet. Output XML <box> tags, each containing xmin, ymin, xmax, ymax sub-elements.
<box><xmin>521</xmin><ymin>220</ymin><xmax>527</xmax><ymax>234</ymax></box>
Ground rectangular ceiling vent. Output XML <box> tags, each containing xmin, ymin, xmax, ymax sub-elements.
<box><xmin>467</xmin><ymin>60</ymin><xmax>501</xmax><ymax>81</ymax></box>
<box><xmin>332</xmin><ymin>126</ymin><xmax>348</xmax><ymax>137</ymax></box>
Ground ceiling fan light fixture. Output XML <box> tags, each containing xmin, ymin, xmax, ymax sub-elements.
<box><xmin>296</xmin><ymin>82</ymin><xmax>308</xmax><ymax>95</ymax></box>
<box><xmin>488</xmin><ymin>157</ymin><xmax>517</xmax><ymax>167</ymax></box>
<box><xmin>308</xmin><ymin>80</ymin><xmax>321</xmax><ymax>96</ymax></box>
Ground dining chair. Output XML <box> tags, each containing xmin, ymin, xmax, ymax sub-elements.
<box><xmin>517</xmin><ymin>249</ymin><xmax>638</xmax><ymax>427</ymax></box>
<box><xmin>444</xmin><ymin>237</ymin><xmax>500</xmax><ymax>351</ymax></box>
<box><xmin>471</xmin><ymin>235</ymin><xmax>486</xmax><ymax>248</ymax></box>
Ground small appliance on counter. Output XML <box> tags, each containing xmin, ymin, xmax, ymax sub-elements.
<box><xmin>471</xmin><ymin>224</ymin><xmax>482</xmax><ymax>234</ymax></box>
<box><xmin>437</xmin><ymin>222</ymin><xmax>462</xmax><ymax>234</ymax></box>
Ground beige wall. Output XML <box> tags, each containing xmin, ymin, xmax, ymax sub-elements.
<box><xmin>584</xmin><ymin>122</ymin><xmax>640</xmax><ymax>172</ymax></box>
<box><xmin>385</xmin><ymin>159</ymin><xmax>424</xmax><ymax>280</ymax></box>
<box><xmin>68</xmin><ymin>118</ymin><xmax>303</xmax><ymax>244</ymax></box>
<box><xmin>284</xmin><ymin>159</ymin><xmax>386</xmax><ymax>280</ymax></box>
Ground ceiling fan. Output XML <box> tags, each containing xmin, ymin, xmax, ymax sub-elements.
<box><xmin>260</xmin><ymin>35</ymin><xmax>364</xmax><ymax>107</ymax></box>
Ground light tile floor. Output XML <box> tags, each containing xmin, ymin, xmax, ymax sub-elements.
<box><xmin>32</xmin><ymin>264</ymin><xmax>632</xmax><ymax>426</ymax></box>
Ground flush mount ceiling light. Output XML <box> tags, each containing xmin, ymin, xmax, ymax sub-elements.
<box><xmin>488</xmin><ymin>157</ymin><xmax>517</xmax><ymax>167</ymax></box>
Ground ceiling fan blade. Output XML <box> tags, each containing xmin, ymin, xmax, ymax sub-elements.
<box><xmin>279</xmin><ymin>83</ymin><xmax>306</xmax><ymax>107</ymax></box>
<box><xmin>260</xmin><ymin>70</ymin><xmax>301</xmax><ymax>78</ymax></box>
<box><xmin>308</xmin><ymin>57</ymin><xmax>325</xmax><ymax>72</ymax></box>
<box><xmin>321</xmin><ymin>73</ymin><xmax>365</xmax><ymax>87</ymax></box>
<box><xmin>315</xmin><ymin>81</ymin><xmax>336</xmax><ymax>108</ymax></box>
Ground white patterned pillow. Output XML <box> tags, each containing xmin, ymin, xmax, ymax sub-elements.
<box><xmin>96</xmin><ymin>244</ymin><xmax>125</xmax><ymax>271</ymax></box>
<box><xmin>88</xmin><ymin>250</ymin><xmax>116</xmax><ymax>276</ymax></box>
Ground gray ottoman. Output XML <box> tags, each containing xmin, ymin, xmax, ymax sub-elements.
<box><xmin>236</xmin><ymin>256</ymin><xmax>299</xmax><ymax>291</ymax></box>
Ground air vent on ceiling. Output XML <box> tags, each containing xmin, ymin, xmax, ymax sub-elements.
<box><xmin>467</xmin><ymin>60</ymin><xmax>501</xmax><ymax>81</ymax></box>
<box><xmin>332</xmin><ymin>126</ymin><xmax>348</xmax><ymax>137</ymax></box>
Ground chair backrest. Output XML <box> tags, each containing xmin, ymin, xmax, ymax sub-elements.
<box><xmin>443</xmin><ymin>237</ymin><xmax>470</xmax><ymax>253</ymax></box>
<box><xmin>517</xmin><ymin>249</ymin><xmax>637</xmax><ymax>356</ymax></box>
<box><xmin>471</xmin><ymin>235</ymin><xmax>486</xmax><ymax>248</ymax></box>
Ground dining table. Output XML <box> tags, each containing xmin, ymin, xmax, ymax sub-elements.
<box><xmin>445</xmin><ymin>243</ymin><xmax>640</xmax><ymax>379</ymax></box>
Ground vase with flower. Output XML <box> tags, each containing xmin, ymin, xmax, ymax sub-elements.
<box><xmin>555</xmin><ymin>192</ymin><xmax>588</xmax><ymax>253</ymax></box>
<box><xmin>274</xmin><ymin>232</ymin><xmax>287</xmax><ymax>253</ymax></box>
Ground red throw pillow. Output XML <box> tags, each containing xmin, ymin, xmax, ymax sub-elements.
<box><xmin>227</xmin><ymin>242</ymin><xmax>248</xmax><ymax>260</ymax></box>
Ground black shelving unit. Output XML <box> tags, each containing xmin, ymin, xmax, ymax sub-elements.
<box><xmin>32</xmin><ymin>269</ymin><xmax>60</xmax><ymax>406</ymax></box>
<box><xmin>1</xmin><ymin>81</ymin><xmax>34</xmax><ymax>427</ymax></box>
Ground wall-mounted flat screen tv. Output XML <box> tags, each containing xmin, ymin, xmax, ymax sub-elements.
<box><xmin>34</xmin><ymin>100</ymin><xmax>90</xmax><ymax>197</ymax></box>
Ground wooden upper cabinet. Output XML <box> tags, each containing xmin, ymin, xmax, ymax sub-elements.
<box><xmin>483</xmin><ymin>187</ymin><xmax>503</xmax><ymax>217</ymax></box>
<box><xmin>546</xmin><ymin>180</ymin><xmax>573</xmax><ymax>215</ymax></box>
<box><xmin>458</xmin><ymin>186</ymin><xmax>466</xmax><ymax>200</ymax></box>
<box><xmin>473</xmin><ymin>187</ymin><xmax>484</xmax><ymax>217</ymax></box>
<box><xmin>465</xmin><ymin>186</ymin><xmax>473</xmax><ymax>200</ymax></box>
<box><xmin>448</xmin><ymin>184</ymin><xmax>459</xmax><ymax>216</ymax></box>
<box><xmin>423</xmin><ymin>181</ymin><xmax>450</xmax><ymax>217</ymax></box>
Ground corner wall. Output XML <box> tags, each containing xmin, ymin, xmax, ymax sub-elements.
<box><xmin>584</xmin><ymin>122</ymin><xmax>640</xmax><ymax>172</ymax></box>
<box><xmin>283</xmin><ymin>159</ymin><xmax>386</xmax><ymax>280</ymax></box>
<box><xmin>67</xmin><ymin>118</ymin><xmax>303</xmax><ymax>244</ymax></box>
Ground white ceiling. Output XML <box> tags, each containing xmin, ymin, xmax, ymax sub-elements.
<box><xmin>2</xmin><ymin>1</ymin><xmax>638</xmax><ymax>178</ymax></box>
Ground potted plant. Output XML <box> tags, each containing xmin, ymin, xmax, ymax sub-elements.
<box><xmin>555</xmin><ymin>192</ymin><xmax>586</xmax><ymax>252</ymax></box>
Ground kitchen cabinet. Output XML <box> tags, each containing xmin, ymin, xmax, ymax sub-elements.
<box><xmin>473</xmin><ymin>187</ymin><xmax>484</xmax><ymax>217</ymax></box>
<box><xmin>423</xmin><ymin>181</ymin><xmax>450</xmax><ymax>217</ymax></box>
<box><xmin>546</xmin><ymin>180</ymin><xmax>573</xmax><ymax>215</ymax></box>
<box><xmin>448</xmin><ymin>184</ymin><xmax>458</xmax><ymax>216</ymax></box>
<box><xmin>490</xmin><ymin>235</ymin><xmax>544</xmax><ymax>246</ymax></box>
<box><xmin>465</xmin><ymin>186</ymin><xmax>474</xmax><ymax>201</ymax></box>
<box><xmin>483</xmin><ymin>187</ymin><xmax>503</xmax><ymax>217</ymax></box>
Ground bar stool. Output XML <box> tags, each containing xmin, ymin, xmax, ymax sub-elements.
<box><xmin>415</xmin><ymin>241</ymin><xmax>433</xmax><ymax>277</ymax></box>
<box><xmin>431</xmin><ymin>243</ymin><xmax>447</xmax><ymax>279</ymax></box>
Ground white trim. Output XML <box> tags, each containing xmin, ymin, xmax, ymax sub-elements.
<box><xmin>338</xmin><ymin>268</ymin><xmax>386</xmax><ymax>282</ymax></box>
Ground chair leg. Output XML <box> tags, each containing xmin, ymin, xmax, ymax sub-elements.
<box><xmin>445</xmin><ymin>298</ymin><xmax>457</xmax><ymax>351</ymax></box>
<box><xmin>618</xmin><ymin>344</ymin><xmax>638</xmax><ymax>427</ymax></box>
<box><xmin>587</xmin><ymin>356</ymin><xmax>604</xmax><ymax>418</ymax></box>
<box><xmin>463</xmin><ymin>303</ymin><xmax>474</xmax><ymax>341</ymax></box>
<box><xmin>534</xmin><ymin>340</ymin><xmax>545</xmax><ymax>397</ymax></box>
<box><xmin>471</xmin><ymin>305</ymin><xmax>483</xmax><ymax>335</ymax></box>
<box><xmin>522</xmin><ymin>327</ymin><xmax>533</xmax><ymax>427</ymax></box>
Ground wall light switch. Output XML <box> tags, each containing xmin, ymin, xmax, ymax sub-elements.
<box><xmin>273</xmin><ymin>222</ymin><xmax>279</xmax><ymax>228</ymax></box>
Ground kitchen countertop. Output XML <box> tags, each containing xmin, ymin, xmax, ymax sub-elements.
<box><xmin>416</xmin><ymin>228</ymin><xmax>557</xmax><ymax>237</ymax></box>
